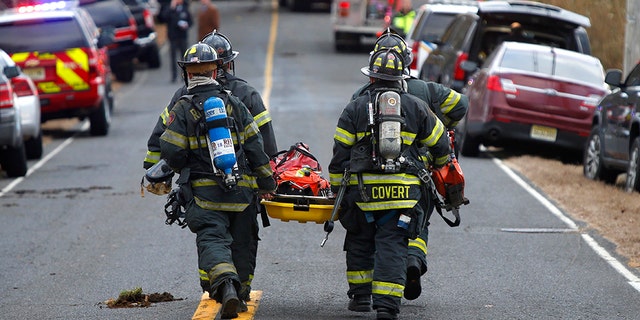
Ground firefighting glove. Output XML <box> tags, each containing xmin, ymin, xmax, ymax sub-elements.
<box><xmin>256</xmin><ymin>176</ymin><xmax>277</xmax><ymax>194</ymax></box>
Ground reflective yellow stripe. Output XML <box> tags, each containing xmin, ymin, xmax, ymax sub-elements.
<box><xmin>348</xmin><ymin>173</ymin><xmax>421</xmax><ymax>186</ymax></box>
<box><xmin>253</xmin><ymin>110</ymin><xmax>272</xmax><ymax>128</ymax></box>
<box><xmin>194</xmin><ymin>196</ymin><xmax>249</xmax><ymax>212</ymax></box>
<box><xmin>254</xmin><ymin>163</ymin><xmax>273</xmax><ymax>178</ymax></box>
<box><xmin>58</xmin><ymin>49</ymin><xmax>89</xmax><ymax>91</ymax></box>
<box><xmin>401</xmin><ymin>131</ymin><xmax>416</xmax><ymax>145</ymax></box>
<box><xmin>421</xmin><ymin>119</ymin><xmax>445</xmax><ymax>147</ymax></box>
<box><xmin>372</xmin><ymin>281</ymin><xmax>404</xmax><ymax>298</ymax></box>
<box><xmin>329</xmin><ymin>172</ymin><xmax>344</xmax><ymax>185</ymax></box>
<box><xmin>408</xmin><ymin>238</ymin><xmax>427</xmax><ymax>255</ymax></box>
<box><xmin>334</xmin><ymin>127</ymin><xmax>355</xmax><ymax>146</ymax></box>
<box><xmin>244</xmin><ymin>121</ymin><xmax>260</xmax><ymax>141</ymax></box>
<box><xmin>144</xmin><ymin>151</ymin><xmax>160</xmax><ymax>164</ymax></box>
<box><xmin>161</xmin><ymin>129</ymin><xmax>189</xmax><ymax>149</ymax></box>
<box><xmin>199</xmin><ymin>269</ymin><xmax>210</xmax><ymax>281</ymax></box>
<box><xmin>209</xmin><ymin>262</ymin><xmax>238</xmax><ymax>280</ymax></box>
<box><xmin>441</xmin><ymin>91</ymin><xmax>461</xmax><ymax>115</ymax></box>
<box><xmin>356</xmin><ymin>200</ymin><xmax>418</xmax><ymax>210</ymax></box>
<box><xmin>11</xmin><ymin>52</ymin><xmax>29</xmax><ymax>62</ymax></box>
<box><xmin>160</xmin><ymin>107</ymin><xmax>170</xmax><ymax>125</ymax></box>
<box><xmin>38</xmin><ymin>81</ymin><xmax>61</xmax><ymax>93</ymax></box>
<box><xmin>191</xmin><ymin>176</ymin><xmax>258</xmax><ymax>189</ymax></box>
<box><xmin>346</xmin><ymin>270</ymin><xmax>373</xmax><ymax>285</ymax></box>
<box><xmin>434</xmin><ymin>154</ymin><xmax>450</xmax><ymax>167</ymax></box>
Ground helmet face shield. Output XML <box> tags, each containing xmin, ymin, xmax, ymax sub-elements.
<box><xmin>361</xmin><ymin>49</ymin><xmax>407</xmax><ymax>81</ymax></box>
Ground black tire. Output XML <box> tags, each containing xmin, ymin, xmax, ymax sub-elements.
<box><xmin>583</xmin><ymin>127</ymin><xmax>618</xmax><ymax>184</ymax></box>
<box><xmin>1</xmin><ymin>141</ymin><xmax>28</xmax><ymax>177</ymax></box>
<box><xmin>105</xmin><ymin>81</ymin><xmax>114</xmax><ymax>112</ymax></box>
<box><xmin>145</xmin><ymin>44</ymin><xmax>161</xmax><ymax>69</ymax></box>
<box><xmin>89</xmin><ymin>98</ymin><xmax>111</xmax><ymax>136</ymax></box>
<box><xmin>458</xmin><ymin>120</ymin><xmax>480</xmax><ymax>157</ymax></box>
<box><xmin>25</xmin><ymin>131</ymin><xmax>43</xmax><ymax>160</ymax></box>
<box><xmin>289</xmin><ymin>0</ymin><xmax>310</xmax><ymax>11</ymax></box>
<box><xmin>625</xmin><ymin>136</ymin><xmax>640</xmax><ymax>193</ymax></box>
<box><xmin>113</xmin><ymin>61</ymin><xmax>135</xmax><ymax>83</ymax></box>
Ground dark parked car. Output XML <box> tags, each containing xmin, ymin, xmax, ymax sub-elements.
<box><xmin>583</xmin><ymin>62</ymin><xmax>640</xmax><ymax>193</ymax></box>
<box><xmin>419</xmin><ymin>0</ymin><xmax>592</xmax><ymax>93</ymax></box>
<box><xmin>458</xmin><ymin>41</ymin><xmax>608</xmax><ymax>158</ymax></box>
<box><xmin>80</xmin><ymin>0</ymin><xmax>139</xmax><ymax>82</ymax></box>
<box><xmin>122</xmin><ymin>0</ymin><xmax>161</xmax><ymax>69</ymax></box>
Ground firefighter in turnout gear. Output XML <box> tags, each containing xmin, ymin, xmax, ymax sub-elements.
<box><xmin>329</xmin><ymin>48</ymin><xmax>451</xmax><ymax>320</ymax></box>
<box><xmin>351</xmin><ymin>30</ymin><xmax>469</xmax><ymax>301</ymax></box>
<box><xmin>143</xmin><ymin>30</ymin><xmax>277</xmax><ymax>305</ymax></box>
<box><xmin>159</xmin><ymin>43</ymin><xmax>276</xmax><ymax>319</ymax></box>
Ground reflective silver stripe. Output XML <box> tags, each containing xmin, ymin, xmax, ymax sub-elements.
<box><xmin>254</xmin><ymin>163</ymin><xmax>273</xmax><ymax>177</ymax></box>
<box><xmin>356</xmin><ymin>200</ymin><xmax>418</xmax><ymax>210</ymax></box>
<box><xmin>409</xmin><ymin>238</ymin><xmax>427</xmax><ymax>255</ymax></box>
<box><xmin>441</xmin><ymin>91</ymin><xmax>461</xmax><ymax>115</ymax></box>
<box><xmin>161</xmin><ymin>129</ymin><xmax>188</xmax><ymax>149</ymax></box>
<box><xmin>346</xmin><ymin>270</ymin><xmax>373</xmax><ymax>285</ymax></box>
<box><xmin>192</xmin><ymin>176</ymin><xmax>258</xmax><ymax>189</ymax></box>
<box><xmin>194</xmin><ymin>196</ymin><xmax>250</xmax><ymax>212</ymax></box>
<box><xmin>400</xmin><ymin>131</ymin><xmax>416</xmax><ymax>145</ymax></box>
<box><xmin>372</xmin><ymin>281</ymin><xmax>404</xmax><ymax>298</ymax></box>
<box><xmin>244</xmin><ymin>121</ymin><xmax>260</xmax><ymax>141</ymax></box>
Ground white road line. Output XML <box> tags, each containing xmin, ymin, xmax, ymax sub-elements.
<box><xmin>492</xmin><ymin>157</ymin><xmax>640</xmax><ymax>293</ymax></box>
<box><xmin>0</xmin><ymin>134</ymin><xmax>76</xmax><ymax>198</ymax></box>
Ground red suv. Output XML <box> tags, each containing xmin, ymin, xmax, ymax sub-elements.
<box><xmin>0</xmin><ymin>1</ymin><xmax>113</xmax><ymax>136</ymax></box>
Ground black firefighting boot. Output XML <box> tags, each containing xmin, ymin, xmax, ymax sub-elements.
<box><xmin>348</xmin><ymin>294</ymin><xmax>372</xmax><ymax>312</ymax></box>
<box><xmin>404</xmin><ymin>255</ymin><xmax>424</xmax><ymax>300</ymax></box>
<box><xmin>219</xmin><ymin>279</ymin><xmax>240</xmax><ymax>319</ymax></box>
<box><xmin>376</xmin><ymin>307</ymin><xmax>398</xmax><ymax>320</ymax></box>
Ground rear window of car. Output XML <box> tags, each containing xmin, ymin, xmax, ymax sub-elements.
<box><xmin>416</xmin><ymin>12</ymin><xmax>458</xmax><ymax>43</ymax></box>
<box><xmin>0</xmin><ymin>17</ymin><xmax>89</xmax><ymax>53</ymax></box>
<box><xmin>500</xmin><ymin>47</ymin><xmax>603</xmax><ymax>87</ymax></box>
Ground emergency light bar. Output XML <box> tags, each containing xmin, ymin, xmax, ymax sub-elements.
<box><xmin>14</xmin><ymin>0</ymin><xmax>77</xmax><ymax>13</ymax></box>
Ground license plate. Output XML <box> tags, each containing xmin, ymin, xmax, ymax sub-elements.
<box><xmin>24</xmin><ymin>67</ymin><xmax>45</xmax><ymax>81</ymax></box>
<box><xmin>530</xmin><ymin>125</ymin><xmax>557</xmax><ymax>142</ymax></box>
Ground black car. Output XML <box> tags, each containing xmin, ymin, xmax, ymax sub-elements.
<box><xmin>419</xmin><ymin>0</ymin><xmax>592</xmax><ymax>93</ymax></box>
<box><xmin>122</xmin><ymin>0</ymin><xmax>161</xmax><ymax>69</ymax></box>
<box><xmin>583</xmin><ymin>62</ymin><xmax>640</xmax><ymax>193</ymax></box>
<box><xmin>80</xmin><ymin>0</ymin><xmax>139</xmax><ymax>82</ymax></box>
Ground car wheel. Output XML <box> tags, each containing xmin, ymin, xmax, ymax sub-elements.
<box><xmin>458</xmin><ymin>121</ymin><xmax>480</xmax><ymax>157</ymax></box>
<box><xmin>583</xmin><ymin>127</ymin><xmax>618</xmax><ymax>184</ymax></box>
<box><xmin>145</xmin><ymin>44</ymin><xmax>161</xmax><ymax>69</ymax></box>
<box><xmin>624</xmin><ymin>136</ymin><xmax>640</xmax><ymax>193</ymax></box>
<box><xmin>89</xmin><ymin>98</ymin><xmax>111</xmax><ymax>136</ymax></box>
<box><xmin>25</xmin><ymin>131</ymin><xmax>43</xmax><ymax>160</ymax></box>
<box><xmin>0</xmin><ymin>141</ymin><xmax>28</xmax><ymax>177</ymax></box>
<box><xmin>113</xmin><ymin>61</ymin><xmax>135</xmax><ymax>83</ymax></box>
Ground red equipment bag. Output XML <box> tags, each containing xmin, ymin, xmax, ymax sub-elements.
<box><xmin>431</xmin><ymin>157</ymin><xmax>467</xmax><ymax>209</ymax></box>
<box><xmin>270</xmin><ymin>142</ymin><xmax>331</xmax><ymax>196</ymax></box>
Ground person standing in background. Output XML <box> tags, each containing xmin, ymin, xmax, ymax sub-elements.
<box><xmin>197</xmin><ymin>0</ymin><xmax>220</xmax><ymax>41</ymax></box>
<box><xmin>161</xmin><ymin>0</ymin><xmax>192</xmax><ymax>83</ymax></box>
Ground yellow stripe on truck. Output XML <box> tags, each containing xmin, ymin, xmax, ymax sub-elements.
<box><xmin>58</xmin><ymin>48</ymin><xmax>89</xmax><ymax>91</ymax></box>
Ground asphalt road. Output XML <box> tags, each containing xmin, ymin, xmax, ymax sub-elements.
<box><xmin>1</xmin><ymin>1</ymin><xmax>639</xmax><ymax>319</ymax></box>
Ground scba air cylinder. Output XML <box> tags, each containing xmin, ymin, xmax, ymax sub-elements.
<box><xmin>378</xmin><ymin>91</ymin><xmax>402</xmax><ymax>166</ymax></box>
<box><xmin>203</xmin><ymin>96</ymin><xmax>237</xmax><ymax>186</ymax></box>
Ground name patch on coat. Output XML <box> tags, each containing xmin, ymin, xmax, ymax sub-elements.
<box><xmin>370</xmin><ymin>185</ymin><xmax>411</xmax><ymax>200</ymax></box>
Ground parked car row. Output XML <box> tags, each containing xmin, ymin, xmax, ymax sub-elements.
<box><xmin>0</xmin><ymin>0</ymin><xmax>162</xmax><ymax>177</ymax></box>
<box><xmin>401</xmin><ymin>1</ymin><xmax>639</xmax><ymax>192</ymax></box>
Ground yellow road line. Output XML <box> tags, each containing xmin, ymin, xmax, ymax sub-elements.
<box><xmin>261</xmin><ymin>0</ymin><xmax>279</xmax><ymax>110</ymax></box>
<box><xmin>192</xmin><ymin>290</ymin><xmax>263</xmax><ymax>320</ymax></box>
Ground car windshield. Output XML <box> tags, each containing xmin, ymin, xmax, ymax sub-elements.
<box><xmin>500</xmin><ymin>47</ymin><xmax>603</xmax><ymax>87</ymax></box>
<box><xmin>0</xmin><ymin>18</ymin><xmax>89</xmax><ymax>53</ymax></box>
<box><xmin>418</xmin><ymin>13</ymin><xmax>457</xmax><ymax>42</ymax></box>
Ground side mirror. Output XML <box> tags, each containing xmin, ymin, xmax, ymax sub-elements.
<box><xmin>604</xmin><ymin>69</ymin><xmax>623</xmax><ymax>88</ymax></box>
<box><xmin>3</xmin><ymin>66</ymin><xmax>20</xmax><ymax>79</ymax></box>
<box><xmin>460</xmin><ymin>60</ymin><xmax>478</xmax><ymax>73</ymax></box>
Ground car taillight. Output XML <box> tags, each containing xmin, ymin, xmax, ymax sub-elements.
<box><xmin>487</xmin><ymin>75</ymin><xmax>517</xmax><ymax>95</ymax></box>
<box><xmin>143</xmin><ymin>8</ymin><xmax>155</xmax><ymax>29</ymax></box>
<box><xmin>453</xmin><ymin>51</ymin><xmax>468</xmax><ymax>81</ymax></box>
<box><xmin>409</xmin><ymin>40</ymin><xmax>419</xmax><ymax>71</ymax></box>
<box><xmin>11</xmin><ymin>76</ymin><xmax>37</xmax><ymax>97</ymax></box>
<box><xmin>88</xmin><ymin>49</ymin><xmax>105</xmax><ymax>84</ymax></box>
<box><xmin>581</xmin><ymin>94</ymin><xmax>601</xmax><ymax>109</ymax></box>
<box><xmin>338</xmin><ymin>1</ymin><xmax>350</xmax><ymax>17</ymax></box>
<box><xmin>0</xmin><ymin>83</ymin><xmax>15</xmax><ymax>109</ymax></box>
<box><xmin>114</xmin><ymin>17</ymin><xmax>138</xmax><ymax>42</ymax></box>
